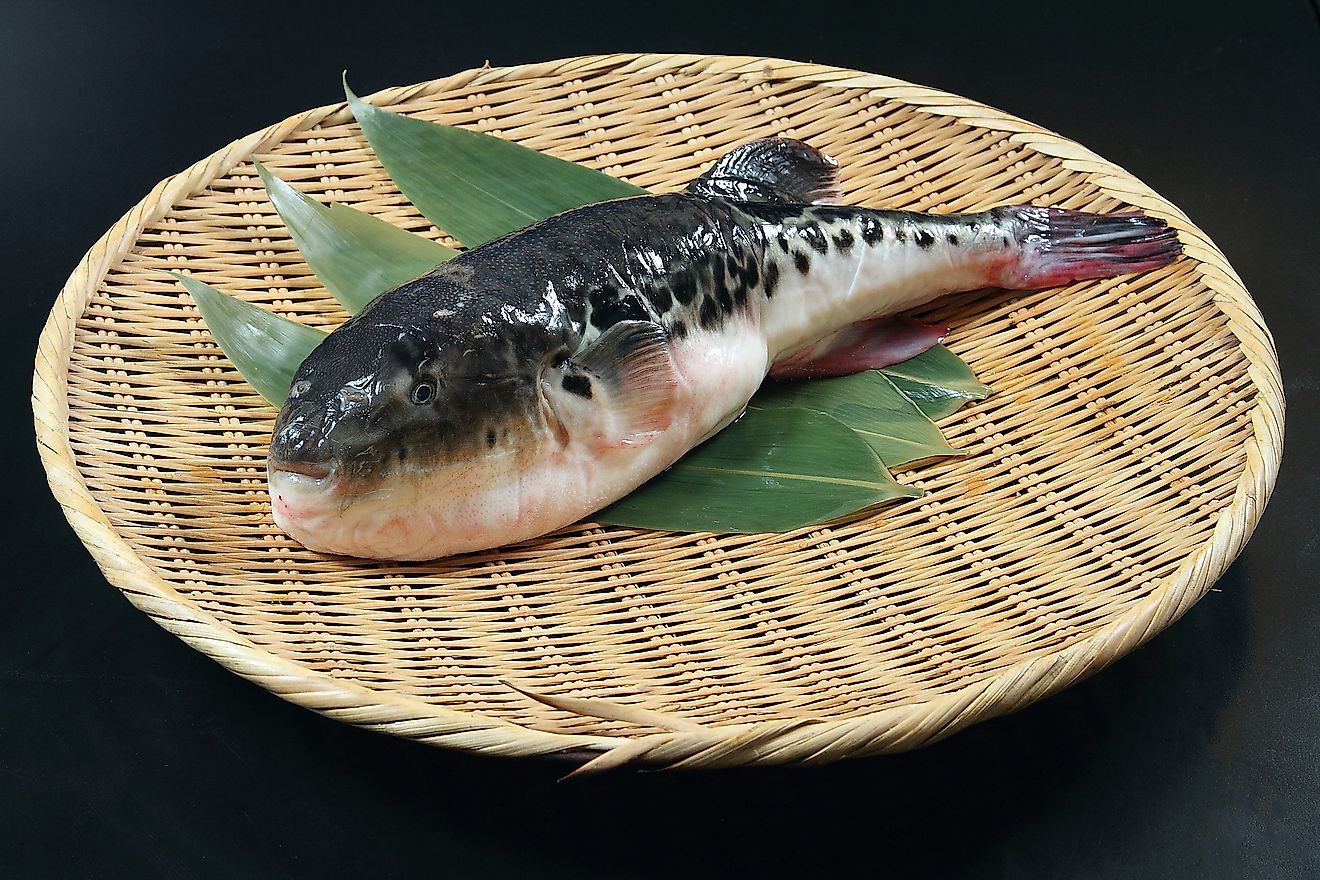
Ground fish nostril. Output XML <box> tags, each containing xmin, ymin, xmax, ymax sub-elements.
<box><xmin>270</xmin><ymin>401</ymin><xmax>332</xmax><ymax>467</ymax></box>
<box><xmin>336</xmin><ymin>387</ymin><xmax>369</xmax><ymax>412</ymax></box>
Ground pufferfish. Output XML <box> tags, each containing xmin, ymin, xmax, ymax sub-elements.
<box><xmin>267</xmin><ymin>138</ymin><xmax>1180</xmax><ymax>560</ymax></box>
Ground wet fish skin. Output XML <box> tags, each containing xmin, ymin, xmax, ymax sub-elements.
<box><xmin>270</xmin><ymin>193</ymin><xmax>751</xmax><ymax>478</ymax></box>
<box><xmin>268</xmin><ymin>139</ymin><xmax>1180</xmax><ymax>560</ymax></box>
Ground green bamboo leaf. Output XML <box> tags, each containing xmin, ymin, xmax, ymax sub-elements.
<box><xmin>177</xmin><ymin>95</ymin><xmax>990</xmax><ymax>538</ymax></box>
<box><xmin>595</xmin><ymin>407</ymin><xmax>919</xmax><ymax>533</ymax></box>
<box><xmin>253</xmin><ymin>161</ymin><xmax>455</xmax><ymax>314</ymax></box>
<box><xmin>344</xmin><ymin>76</ymin><xmax>647</xmax><ymax>246</ymax></box>
<box><xmin>753</xmin><ymin>371</ymin><xmax>963</xmax><ymax>469</ymax></box>
<box><xmin>170</xmin><ymin>272</ymin><xmax>326</xmax><ymax>406</ymax></box>
<box><xmin>880</xmin><ymin>344</ymin><xmax>989</xmax><ymax>420</ymax></box>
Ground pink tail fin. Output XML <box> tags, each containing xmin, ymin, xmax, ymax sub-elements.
<box><xmin>1004</xmin><ymin>207</ymin><xmax>1182</xmax><ymax>289</ymax></box>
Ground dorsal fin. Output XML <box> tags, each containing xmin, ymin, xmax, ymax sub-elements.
<box><xmin>686</xmin><ymin>137</ymin><xmax>841</xmax><ymax>205</ymax></box>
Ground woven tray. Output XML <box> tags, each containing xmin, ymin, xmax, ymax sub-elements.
<box><xmin>33</xmin><ymin>54</ymin><xmax>1282</xmax><ymax>772</ymax></box>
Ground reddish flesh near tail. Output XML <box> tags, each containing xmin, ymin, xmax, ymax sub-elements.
<box><xmin>768</xmin><ymin>317</ymin><xmax>948</xmax><ymax>379</ymax></box>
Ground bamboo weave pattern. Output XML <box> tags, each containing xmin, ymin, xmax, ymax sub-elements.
<box><xmin>32</xmin><ymin>54</ymin><xmax>1282</xmax><ymax>771</ymax></box>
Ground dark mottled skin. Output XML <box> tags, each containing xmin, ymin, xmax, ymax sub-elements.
<box><xmin>275</xmin><ymin>194</ymin><xmax>759</xmax><ymax>478</ymax></box>
<box><xmin>265</xmin><ymin>137</ymin><xmax>1181</xmax><ymax>562</ymax></box>
<box><xmin>270</xmin><ymin>192</ymin><xmax>1002</xmax><ymax>482</ymax></box>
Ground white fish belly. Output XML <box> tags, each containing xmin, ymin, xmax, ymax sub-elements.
<box><xmin>271</xmin><ymin>317</ymin><xmax>769</xmax><ymax>560</ymax></box>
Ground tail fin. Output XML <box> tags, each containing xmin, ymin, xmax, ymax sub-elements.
<box><xmin>1004</xmin><ymin>207</ymin><xmax>1182</xmax><ymax>288</ymax></box>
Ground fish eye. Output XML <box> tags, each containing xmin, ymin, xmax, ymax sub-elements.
<box><xmin>410</xmin><ymin>379</ymin><xmax>437</xmax><ymax>405</ymax></box>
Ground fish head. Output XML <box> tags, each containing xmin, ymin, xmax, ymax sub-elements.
<box><xmin>267</xmin><ymin>283</ymin><xmax>555</xmax><ymax>558</ymax></box>
<box><xmin>269</xmin><ymin>323</ymin><xmax>439</xmax><ymax>479</ymax></box>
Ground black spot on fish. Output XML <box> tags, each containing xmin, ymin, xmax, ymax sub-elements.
<box><xmin>486</xmin><ymin>428</ymin><xmax>498</xmax><ymax>446</ymax></box>
<box><xmin>714</xmin><ymin>274</ymin><xmax>733</xmax><ymax>312</ymax></box>
<box><xmin>388</xmin><ymin>333</ymin><xmax>429</xmax><ymax>367</ymax></box>
<box><xmin>725</xmin><ymin>253</ymin><xmax>741</xmax><ymax>278</ymax></box>
<box><xmin>562</xmin><ymin>375</ymin><xmax>592</xmax><ymax>399</ymax></box>
<box><xmin>744</xmin><ymin>260</ymin><xmax>760</xmax><ymax>287</ymax></box>
<box><xmin>1002</xmin><ymin>235</ymin><xmax>1012</xmax><ymax>248</ymax></box>
<box><xmin>793</xmin><ymin>250</ymin><xmax>811</xmax><ymax>274</ymax></box>
<box><xmin>670</xmin><ymin>319</ymin><xmax>687</xmax><ymax>340</ymax></box>
<box><xmin>833</xmin><ymin>228</ymin><xmax>855</xmax><ymax>254</ymax></box>
<box><xmin>777</xmin><ymin>232</ymin><xmax>791</xmax><ymax>253</ymax></box>
<box><xmin>732</xmin><ymin>280</ymin><xmax>748</xmax><ymax>307</ymax></box>
<box><xmin>861</xmin><ymin>216</ymin><xmax>883</xmax><ymax>245</ymax></box>
<box><xmin>590</xmin><ymin>283</ymin><xmax>649</xmax><ymax>328</ymax></box>
<box><xmin>894</xmin><ymin>224</ymin><xmax>907</xmax><ymax>243</ymax></box>
<box><xmin>764</xmin><ymin>261</ymin><xmax>780</xmax><ymax>297</ymax></box>
<box><xmin>802</xmin><ymin>223</ymin><xmax>829</xmax><ymax>254</ymax></box>
<box><xmin>648</xmin><ymin>283</ymin><xmax>673</xmax><ymax>313</ymax></box>
<box><xmin>914</xmin><ymin>228</ymin><xmax>935</xmax><ymax>249</ymax></box>
<box><xmin>946</xmin><ymin>232</ymin><xmax>959</xmax><ymax>246</ymax></box>
<box><xmin>623</xmin><ymin>296</ymin><xmax>654</xmax><ymax>324</ymax></box>
<box><xmin>699</xmin><ymin>296</ymin><xmax>720</xmax><ymax>329</ymax></box>
<box><xmin>588</xmin><ymin>284</ymin><xmax>615</xmax><ymax>317</ymax></box>
<box><xmin>672</xmin><ymin>272</ymin><xmax>697</xmax><ymax>305</ymax></box>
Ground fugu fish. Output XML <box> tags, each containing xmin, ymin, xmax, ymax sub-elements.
<box><xmin>268</xmin><ymin>138</ymin><xmax>1180</xmax><ymax>560</ymax></box>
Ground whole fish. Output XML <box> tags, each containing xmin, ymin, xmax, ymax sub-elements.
<box><xmin>268</xmin><ymin>138</ymin><xmax>1180</xmax><ymax>560</ymax></box>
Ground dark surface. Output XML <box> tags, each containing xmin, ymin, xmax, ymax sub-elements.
<box><xmin>3</xmin><ymin>1</ymin><xmax>1317</xmax><ymax>877</ymax></box>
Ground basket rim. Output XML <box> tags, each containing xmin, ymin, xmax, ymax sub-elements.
<box><xmin>31</xmin><ymin>52</ymin><xmax>1285</xmax><ymax>772</ymax></box>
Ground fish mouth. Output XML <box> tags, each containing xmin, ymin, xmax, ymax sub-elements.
<box><xmin>269</xmin><ymin>459</ymin><xmax>332</xmax><ymax>481</ymax></box>
<box><xmin>269</xmin><ymin>461</ymin><xmax>338</xmax><ymax>531</ymax></box>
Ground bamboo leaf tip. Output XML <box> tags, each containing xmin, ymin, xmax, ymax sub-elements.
<box><xmin>161</xmin><ymin>268</ymin><xmax>199</xmax><ymax>291</ymax></box>
<box><xmin>251</xmin><ymin>157</ymin><xmax>273</xmax><ymax>184</ymax></box>
<box><xmin>251</xmin><ymin>160</ymin><xmax>294</xmax><ymax>203</ymax></box>
<box><xmin>342</xmin><ymin>71</ymin><xmax>365</xmax><ymax>111</ymax></box>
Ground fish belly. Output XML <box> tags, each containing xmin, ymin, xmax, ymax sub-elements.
<box><xmin>272</xmin><ymin>316</ymin><xmax>769</xmax><ymax>560</ymax></box>
<box><xmin>564</xmin><ymin>313</ymin><xmax>770</xmax><ymax>519</ymax></box>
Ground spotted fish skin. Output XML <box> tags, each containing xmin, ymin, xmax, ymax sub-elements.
<box><xmin>364</xmin><ymin>194</ymin><xmax>1029</xmax><ymax>368</ymax></box>
<box><xmin>268</xmin><ymin>139</ymin><xmax>1181</xmax><ymax>560</ymax></box>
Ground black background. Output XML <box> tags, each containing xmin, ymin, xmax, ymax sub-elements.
<box><xmin>3</xmin><ymin>2</ymin><xmax>1317</xmax><ymax>877</ymax></box>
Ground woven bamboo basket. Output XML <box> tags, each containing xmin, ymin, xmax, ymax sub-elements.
<box><xmin>32</xmin><ymin>54</ymin><xmax>1282</xmax><ymax>772</ymax></box>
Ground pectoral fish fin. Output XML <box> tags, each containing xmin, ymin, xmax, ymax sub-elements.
<box><xmin>544</xmin><ymin>321</ymin><xmax>679</xmax><ymax>450</ymax></box>
<box><xmin>769</xmin><ymin>317</ymin><xmax>948</xmax><ymax>380</ymax></box>
<box><xmin>686</xmin><ymin>137</ymin><xmax>842</xmax><ymax>205</ymax></box>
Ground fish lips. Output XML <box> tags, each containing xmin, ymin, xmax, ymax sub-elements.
<box><xmin>269</xmin><ymin>395</ymin><xmax>382</xmax><ymax>483</ymax></box>
<box><xmin>266</xmin><ymin>461</ymin><xmax>337</xmax><ymax>530</ymax></box>
<box><xmin>269</xmin><ymin>457</ymin><xmax>333</xmax><ymax>481</ymax></box>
